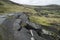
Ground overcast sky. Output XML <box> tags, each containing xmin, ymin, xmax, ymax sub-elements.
<box><xmin>10</xmin><ymin>0</ymin><xmax>60</xmax><ymax>5</ymax></box>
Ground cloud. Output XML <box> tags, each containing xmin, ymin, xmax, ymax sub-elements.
<box><xmin>10</xmin><ymin>0</ymin><xmax>60</xmax><ymax>5</ymax></box>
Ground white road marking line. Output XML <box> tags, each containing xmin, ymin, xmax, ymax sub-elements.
<box><xmin>30</xmin><ymin>30</ymin><xmax>35</xmax><ymax>40</ymax></box>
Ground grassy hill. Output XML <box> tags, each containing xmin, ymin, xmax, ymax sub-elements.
<box><xmin>0</xmin><ymin>0</ymin><xmax>37</xmax><ymax>14</ymax></box>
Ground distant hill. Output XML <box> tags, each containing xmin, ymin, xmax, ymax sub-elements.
<box><xmin>45</xmin><ymin>4</ymin><xmax>60</xmax><ymax>7</ymax></box>
<box><xmin>32</xmin><ymin>4</ymin><xmax>60</xmax><ymax>12</ymax></box>
<box><xmin>21</xmin><ymin>4</ymin><xmax>60</xmax><ymax>11</ymax></box>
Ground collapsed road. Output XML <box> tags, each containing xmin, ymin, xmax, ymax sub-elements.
<box><xmin>0</xmin><ymin>12</ymin><xmax>59</xmax><ymax>40</ymax></box>
<box><xmin>0</xmin><ymin>13</ymin><xmax>45</xmax><ymax>40</ymax></box>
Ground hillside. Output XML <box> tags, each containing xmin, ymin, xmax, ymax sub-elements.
<box><xmin>0</xmin><ymin>0</ymin><xmax>60</xmax><ymax>30</ymax></box>
<box><xmin>0</xmin><ymin>0</ymin><xmax>36</xmax><ymax>14</ymax></box>
<box><xmin>0</xmin><ymin>0</ymin><xmax>60</xmax><ymax>40</ymax></box>
<box><xmin>0</xmin><ymin>0</ymin><xmax>60</xmax><ymax>33</ymax></box>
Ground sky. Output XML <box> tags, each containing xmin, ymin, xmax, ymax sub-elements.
<box><xmin>10</xmin><ymin>0</ymin><xmax>60</xmax><ymax>5</ymax></box>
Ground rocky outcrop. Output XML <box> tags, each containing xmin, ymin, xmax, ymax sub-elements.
<box><xmin>0</xmin><ymin>12</ymin><xmax>58</xmax><ymax>40</ymax></box>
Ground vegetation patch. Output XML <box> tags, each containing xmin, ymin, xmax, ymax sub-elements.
<box><xmin>29</xmin><ymin>16</ymin><xmax>60</xmax><ymax>30</ymax></box>
<box><xmin>0</xmin><ymin>35</ymin><xmax>2</xmax><ymax>40</ymax></box>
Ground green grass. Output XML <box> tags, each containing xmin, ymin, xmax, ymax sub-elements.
<box><xmin>29</xmin><ymin>16</ymin><xmax>60</xmax><ymax>30</ymax></box>
<box><xmin>29</xmin><ymin>16</ymin><xmax>50</xmax><ymax>26</ymax></box>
